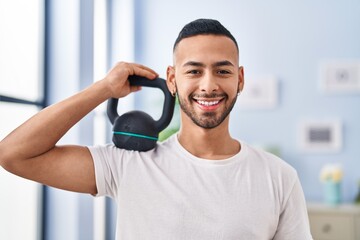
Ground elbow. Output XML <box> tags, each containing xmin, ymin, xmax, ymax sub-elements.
<box><xmin>0</xmin><ymin>142</ymin><xmax>14</xmax><ymax>170</ymax></box>
<box><xmin>0</xmin><ymin>152</ymin><xmax>8</xmax><ymax>170</ymax></box>
<box><xmin>0</xmin><ymin>149</ymin><xmax>20</xmax><ymax>175</ymax></box>
<box><xmin>0</xmin><ymin>141</ymin><xmax>30</xmax><ymax>178</ymax></box>
<box><xmin>0</xmin><ymin>142</ymin><xmax>5</xmax><ymax>167</ymax></box>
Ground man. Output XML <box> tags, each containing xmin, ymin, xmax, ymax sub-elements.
<box><xmin>0</xmin><ymin>19</ymin><xmax>312</xmax><ymax>239</ymax></box>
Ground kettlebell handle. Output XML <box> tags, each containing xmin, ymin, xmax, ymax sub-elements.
<box><xmin>107</xmin><ymin>75</ymin><xmax>175</xmax><ymax>132</ymax></box>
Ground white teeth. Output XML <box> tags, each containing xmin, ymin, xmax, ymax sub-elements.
<box><xmin>197</xmin><ymin>100</ymin><xmax>220</xmax><ymax>106</ymax></box>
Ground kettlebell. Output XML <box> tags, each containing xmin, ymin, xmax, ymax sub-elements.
<box><xmin>107</xmin><ymin>75</ymin><xmax>175</xmax><ymax>151</ymax></box>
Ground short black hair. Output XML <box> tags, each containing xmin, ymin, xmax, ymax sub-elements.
<box><xmin>173</xmin><ymin>18</ymin><xmax>238</xmax><ymax>52</ymax></box>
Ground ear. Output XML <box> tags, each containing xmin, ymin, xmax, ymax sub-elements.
<box><xmin>238</xmin><ymin>66</ymin><xmax>245</xmax><ymax>92</ymax></box>
<box><xmin>166</xmin><ymin>65</ymin><xmax>176</xmax><ymax>94</ymax></box>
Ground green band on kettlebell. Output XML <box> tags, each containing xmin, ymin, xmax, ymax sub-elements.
<box><xmin>113</xmin><ymin>131</ymin><xmax>158</xmax><ymax>141</ymax></box>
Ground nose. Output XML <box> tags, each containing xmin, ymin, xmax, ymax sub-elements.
<box><xmin>199</xmin><ymin>72</ymin><xmax>219</xmax><ymax>94</ymax></box>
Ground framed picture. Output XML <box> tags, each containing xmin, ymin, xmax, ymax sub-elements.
<box><xmin>319</xmin><ymin>60</ymin><xmax>360</xmax><ymax>94</ymax></box>
<box><xmin>298</xmin><ymin>120</ymin><xmax>342</xmax><ymax>153</ymax></box>
<box><xmin>237</xmin><ymin>76</ymin><xmax>278</xmax><ymax>109</ymax></box>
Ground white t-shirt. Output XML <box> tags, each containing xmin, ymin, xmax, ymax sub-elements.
<box><xmin>88</xmin><ymin>135</ymin><xmax>312</xmax><ymax>240</ymax></box>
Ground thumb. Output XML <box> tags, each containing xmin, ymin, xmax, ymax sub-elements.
<box><xmin>130</xmin><ymin>85</ymin><xmax>142</xmax><ymax>93</ymax></box>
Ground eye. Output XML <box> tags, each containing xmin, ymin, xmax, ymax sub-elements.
<box><xmin>186</xmin><ymin>69</ymin><xmax>201</xmax><ymax>75</ymax></box>
<box><xmin>217</xmin><ymin>69</ymin><xmax>231</xmax><ymax>75</ymax></box>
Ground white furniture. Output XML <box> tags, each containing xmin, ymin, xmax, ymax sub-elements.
<box><xmin>307</xmin><ymin>202</ymin><xmax>360</xmax><ymax>240</ymax></box>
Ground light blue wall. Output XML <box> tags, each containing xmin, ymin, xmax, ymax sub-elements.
<box><xmin>134</xmin><ymin>0</ymin><xmax>360</xmax><ymax>202</ymax></box>
<box><xmin>43</xmin><ymin>1</ymin><xmax>360</xmax><ymax>238</ymax></box>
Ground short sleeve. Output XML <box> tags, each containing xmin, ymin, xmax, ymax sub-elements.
<box><xmin>87</xmin><ymin>144</ymin><xmax>127</xmax><ymax>199</ymax></box>
<box><xmin>273</xmin><ymin>176</ymin><xmax>313</xmax><ymax>240</ymax></box>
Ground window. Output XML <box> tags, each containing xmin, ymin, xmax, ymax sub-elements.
<box><xmin>0</xmin><ymin>1</ymin><xmax>45</xmax><ymax>239</ymax></box>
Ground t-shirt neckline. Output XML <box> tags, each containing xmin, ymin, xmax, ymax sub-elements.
<box><xmin>170</xmin><ymin>134</ymin><xmax>248</xmax><ymax>166</ymax></box>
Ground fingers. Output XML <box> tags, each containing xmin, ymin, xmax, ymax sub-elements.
<box><xmin>104</xmin><ymin>62</ymin><xmax>158</xmax><ymax>99</ymax></box>
<box><xmin>127</xmin><ymin>63</ymin><xmax>158</xmax><ymax>79</ymax></box>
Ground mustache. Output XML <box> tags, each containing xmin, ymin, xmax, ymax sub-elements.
<box><xmin>190</xmin><ymin>93</ymin><xmax>227</xmax><ymax>98</ymax></box>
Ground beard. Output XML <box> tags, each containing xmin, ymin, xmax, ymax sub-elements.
<box><xmin>177</xmin><ymin>92</ymin><xmax>238</xmax><ymax>129</ymax></box>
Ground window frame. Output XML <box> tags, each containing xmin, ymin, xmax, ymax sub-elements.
<box><xmin>0</xmin><ymin>1</ymin><xmax>48</xmax><ymax>239</ymax></box>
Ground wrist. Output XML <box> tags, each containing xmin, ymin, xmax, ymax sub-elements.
<box><xmin>93</xmin><ymin>79</ymin><xmax>113</xmax><ymax>100</ymax></box>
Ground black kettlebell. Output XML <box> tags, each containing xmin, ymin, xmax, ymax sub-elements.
<box><xmin>107</xmin><ymin>75</ymin><xmax>175</xmax><ymax>151</ymax></box>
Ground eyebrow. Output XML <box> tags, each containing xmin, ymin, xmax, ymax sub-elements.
<box><xmin>182</xmin><ymin>61</ymin><xmax>205</xmax><ymax>68</ymax></box>
<box><xmin>212</xmin><ymin>60</ymin><xmax>235</xmax><ymax>67</ymax></box>
<box><xmin>182</xmin><ymin>60</ymin><xmax>235</xmax><ymax>68</ymax></box>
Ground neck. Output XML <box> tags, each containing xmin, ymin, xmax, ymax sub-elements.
<box><xmin>177</xmin><ymin>118</ymin><xmax>240</xmax><ymax>160</ymax></box>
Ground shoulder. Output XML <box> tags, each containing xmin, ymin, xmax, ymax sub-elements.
<box><xmin>241</xmin><ymin>141</ymin><xmax>298</xmax><ymax>180</ymax></box>
<box><xmin>88</xmin><ymin>135</ymin><xmax>177</xmax><ymax>162</ymax></box>
<box><xmin>88</xmin><ymin>143</ymin><xmax>133</xmax><ymax>160</ymax></box>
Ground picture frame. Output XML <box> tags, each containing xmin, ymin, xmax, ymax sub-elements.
<box><xmin>237</xmin><ymin>76</ymin><xmax>278</xmax><ymax>109</ymax></box>
<box><xmin>298</xmin><ymin>119</ymin><xmax>342</xmax><ymax>153</ymax></box>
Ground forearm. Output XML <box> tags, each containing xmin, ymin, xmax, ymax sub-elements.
<box><xmin>0</xmin><ymin>62</ymin><xmax>158</xmax><ymax>194</ymax></box>
<box><xmin>0</xmin><ymin>61</ymin><xmax>157</xmax><ymax>167</ymax></box>
<box><xmin>0</xmin><ymin>80</ymin><xmax>110</xmax><ymax>164</ymax></box>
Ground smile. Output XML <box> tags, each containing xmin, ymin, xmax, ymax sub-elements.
<box><xmin>193</xmin><ymin>97</ymin><xmax>225</xmax><ymax>109</ymax></box>
<box><xmin>196</xmin><ymin>100</ymin><xmax>220</xmax><ymax>106</ymax></box>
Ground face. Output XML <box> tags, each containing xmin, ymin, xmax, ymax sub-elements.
<box><xmin>167</xmin><ymin>34</ymin><xmax>244</xmax><ymax>129</ymax></box>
